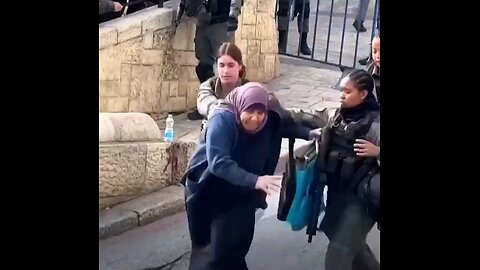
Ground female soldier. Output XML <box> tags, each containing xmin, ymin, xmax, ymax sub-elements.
<box><xmin>366</xmin><ymin>34</ymin><xmax>380</xmax><ymax>103</ymax></box>
<box><xmin>184</xmin><ymin>83</ymin><xmax>320</xmax><ymax>270</ymax></box>
<box><xmin>196</xmin><ymin>42</ymin><xmax>249</xmax><ymax>118</ymax></box>
<box><xmin>316</xmin><ymin>69</ymin><xmax>380</xmax><ymax>270</ymax></box>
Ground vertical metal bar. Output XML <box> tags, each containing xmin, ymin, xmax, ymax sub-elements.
<box><xmin>371</xmin><ymin>0</ymin><xmax>379</xmax><ymax>41</ymax></box>
<box><xmin>297</xmin><ymin>0</ymin><xmax>307</xmax><ymax>56</ymax></box>
<box><xmin>339</xmin><ymin>0</ymin><xmax>349</xmax><ymax>66</ymax></box>
<box><xmin>325</xmin><ymin>0</ymin><xmax>335</xmax><ymax>62</ymax></box>
<box><xmin>311</xmin><ymin>0</ymin><xmax>321</xmax><ymax>59</ymax></box>
<box><xmin>275</xmin><ymin>0</ymin><xmax>280</xmax><ymax>53</ymax></box>
<box><xmin>352</xmin><ymin>27</ymin><xmax>360</xmax><ymax>68</ymax></box>
<box><xmin>158</xmin><ymin>0</ymin><xmax>164</xmax><ymax>8</ymax></box>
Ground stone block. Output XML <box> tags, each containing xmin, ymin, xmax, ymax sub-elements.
<box><xmin>153</xmin><ymin>27</ymin><xmax>174</xmax><ymax>50</ymax></box>
<box><xmin>186</xmin><ymin>83</ymin><xmax>198</xmax><ymax>109</ymax></box>
<box><xmin>100</xmin><ymin>99</ymin><xmax>108</xmax><ymax>112</ymax></box>
<box><xmin>129</xmin><ymin>65</ymin><xmax>163</xmax><ymax>113</ymax></box>
<box><xmin>119</xmin><ymin>64</ymin><xmax>132</xmax><ymax>97</ymax></box>
<box><xmin>169</xmin><ymin>81</ymin><xmax>179</xmax><ymax>97</ymax></box>
<box><xmin>99</xmin><ymin>27</ymin><xmax>118</xmax><ymax>49</ymax></box>
<box><xmin>173</xmin><ymin>20</ymin><xmax>196</xmax><ymax>51</ymax></box>
<box><xmin>118</xmin><ymin>185</ymin><xmax>185</xmax><ymax>226</ymax></box>
<box><xmin>248</xmin><ymin>40</ymin><xmax>261</xmax><ymax>55</ymax></box>
<box><xmin>99</xmin><ymin>143</ymin><xmax>147</xmax><ymax>198</ymax></box>
<box><xmin>257</xmin><ymin>0</ymin><xmax>272</xmax><ymax>13</ymax></box>
<box><xmin>241</xmin><ymin>25</ymin><xmax>256</xmax><ymax>40</ymax></box>
<box><xmin>99</xmin><ymin>208</ymin><xmax>138</xmax><ymax>239</ymax></box>
<box><xmin>168</xmin><ymin>97</ymin><xmax>187</xmax><ymax>112</ymax></box>
<box><xmin>107</xmin><ymin>97</ymin><xmax>129</xmax><ymax>112</ymax></box>
<box><xmin>141</xmin><ymin>8</ymin><xmax>174</xmax><ymax>34</ymax></box>
<box><xmin>261</xmin><ymin>39</ymin><xmax>277</xmax><ymax>54</ymax></box>
<box><xmin>242</xmin><ymin>1</ymin><xmax>257</xmax><ymax>25</ymax></box>
<box><xmin>117</xmin><ymin>19</ymin><xmax>142</xmax><ymax>43</ymax></box>
<box><xmin>246</xmin><ymin>54</ymin><xmax>261</xmax><ymax>68</ymax></box>
<box><xmin>141</xmin><ymin>49</ymin><xmax>165</xmax><ymax>65</ymax></box>
<box><xmin>263</xmin><ymin>54</ymin><xmax>277</xmax><ymax>80</ymax></box>
<box><xmin>143</xmin><ymin>31</ymin><xmax>154</xmax><ymax>49</ymax></box>
<box><xmin>255</xmin><ymin>13</ymin><xmax>274</xmax><ymax>40</ymax></box>
<box><xmin>119</xmin><ymin>37</ymin><xmax>143</xmax><ymax>64</ymax></box>
<box><xmin>99</xmin><ymin>112</ymin><xmax>162</xmax><ymax>142</ymax></box>
<box><xmin>99</xmin><ymin>46</ymin><xmax>121</xmax><ymax>81</ymax></box>
<box><xmin>100</xmin><ymin>80</ymin><xmax>120</xmax><ymax>98</ymax></box>
<box><xmin>159</xmin><ymin>51</ymin><xmax>179</xmax><ymax>80</ymax></box>
<box><xmin>176</xmin><ymin>51</ymin><xmax>198</xmax><ymax>66</ymax></box>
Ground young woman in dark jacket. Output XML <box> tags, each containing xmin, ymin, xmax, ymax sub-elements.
<box><xmin>184</xmin><ymin>82</ymin><xmax>320</xmax><ymax>270</ymax></box>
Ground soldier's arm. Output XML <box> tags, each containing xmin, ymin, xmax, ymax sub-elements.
<box><xmin>99</xmin><ymin>0</ymin><xmax>115</xmax><ymax>15</ymax></box>
<box><xmin>285</xmin><ymin>107</ymin><xmax>335</xmax><ymax>129</ymax></box>
<box><xmin>197</xmin><ymin>78</ymin><xmax>219</xmax><ymax>117</ymax></box>
<box><xmin>267</xmin><ymin>92</ymin><xmax>334</xmax><ymax>129</ymax></box>
<box><xmin>365</xmin><ymin>115</ymin><xmax>381</xmax><ymax>165</ymax></box>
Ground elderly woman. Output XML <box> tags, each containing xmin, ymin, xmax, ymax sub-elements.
<box><xmin>184</xmin><ymin>82</ymin><xmax>320</xmax><ymax>270</ymax></box>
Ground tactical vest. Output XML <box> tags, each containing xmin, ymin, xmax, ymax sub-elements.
<box><xmin>318</xmin><ymin>110</ymin><xmax>379</xmax><ymax>192</ymax></box>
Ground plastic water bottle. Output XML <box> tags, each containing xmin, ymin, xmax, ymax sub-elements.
<box><xmin>164</xmin><ymin>114</ymin><xmax>174</xmax><ymax>142</ymax></box>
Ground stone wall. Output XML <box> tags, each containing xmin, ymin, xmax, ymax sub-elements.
<box><xmin>99</xmin><ymin>113</ymin><xmax>196</xmax><ymax>209</ymax></box>
<box><xmin>234</xmin><ymin>0</ymin><xmax>280</xmax><ymax>82</ymax></box>
<box><xmin>99</xmin><ymin>3</ymin><xmax>281</xmax><ymax>117</ymax></box>
<box><xmin>99</xmin><ymin>7</ymin><xmax>199</xmax><ymax>119</ymax></box>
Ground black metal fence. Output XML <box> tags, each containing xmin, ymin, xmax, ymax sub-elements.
<box><xmin>276</xmin><ymin>0</ymin><xmax>380</xmax><ymax>69</ymax></box>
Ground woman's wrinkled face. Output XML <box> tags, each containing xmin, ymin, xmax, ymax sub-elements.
<box><xmin>339</xmin><ymin>77</ymin><xmax>367</xmax><ymax>108</ymax></box>
<box><xmin>217</xmin><ymin>55</ymin><xmax>241</xmax><ymax>85</ymax></box>
<box><xmin>240</xmin><ymin>104</ymin><xmax>266</xmax><ymax>132</ymax></box>
<box><xmin>372</xmin><ymin>37</ymin><xmax>380</xmax><ymax>67</ymax></box>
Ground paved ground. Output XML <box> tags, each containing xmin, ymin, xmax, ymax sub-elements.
<box><xmin>99</xmin><ymin>189</ymin><xmax>379</xmax><ymax>270</ymax></box>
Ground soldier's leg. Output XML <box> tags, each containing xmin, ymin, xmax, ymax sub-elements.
<box><xmin>277</xmin><ymin>0</ymin><xmax>291</xmax><ymax>53</ymax></box>
<box><xmin>188</xmin><ymin>24</ymin><xmax>215</xmax><ymax>120</ymax></box>
<box><xmin>353</xmin><ymin>0</ymin><xmax>370</xmax><ymax>32</ymax></box>
<box><xmin>324</xmin><ymin>196</ymin><xmax>379</xmax><ymax>270</ymax></box>
<box><xmin>352</xmin><ymin>244</ymin><xmax>380</xmax><ymax>270</ymax></box>
<box><xmin>297</xmin><ymin>0</ymin><xmax>311</xmax><ymax>55</ymax></box>
<box><xmin>209</xmin><ymin>203</ymin><xmax>256</xmax><ymax>270</ymax></box>
<box><xmin>207</xmin><ymin>22</ymin><xmax>229</xmax><ymax>64</ymax></box>
<box><xmin>195</xmin><ymin>24</ymin><xmax>215</xmax><ymax>83</ymax></box>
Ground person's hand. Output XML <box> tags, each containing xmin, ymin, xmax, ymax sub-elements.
<box><xmin>308</xmin><ymin>128</ymin><xmax>322</xmax><ymax>140</ymax></box>
<box><xmin>354</xmin><ymin>139</ymin><xmax>380</xmax><ymax>157</ymax></box>
<box><xmin>255</xmin><ymin>175</ymin><xmax>282</xmax><ymax>196</ymax></box>
<box><xmin>113</xmin><ymin>2</ymin><xmax>123</xmax><ymax>12</ymax></box>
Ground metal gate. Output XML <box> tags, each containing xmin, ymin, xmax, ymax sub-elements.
<box><xmin>276</xmin><ymin>0</ymin><xmax>379</xmax><ymax>69</ymax></box>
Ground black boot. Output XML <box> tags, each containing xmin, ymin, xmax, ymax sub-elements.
<box><xmin>278</xmin><ymin>30</ymin><xmax>287</xmax><ymax>54</ymax></box>
<box><xmin>300</xmin><ymin>33</ymin><xmax>311</xmax><ymax>55</ymax></box>
<box><xmin>352</xmin><ymin>19</ymin><xmax>367</xmax><ymax>32</ymax></box>
<box><xmin>358</xmin><ymin>55</ymin><xmax>370</xmax><ymax>65</ymax></box>
<box><xmin>187</xmin><ymin>109</ymin><xmax>204</xmax><ymax>120</ymax></box>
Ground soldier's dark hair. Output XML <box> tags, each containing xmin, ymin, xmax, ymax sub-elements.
<box><xmin>348</xmin><ymin>69</ymin><xmax>375</xmax><ymax>93</ymax></box>
<box><xmin>217</xmin><ymin>42</ymin><xmax>246</xmax><ymax>79</ymax></box>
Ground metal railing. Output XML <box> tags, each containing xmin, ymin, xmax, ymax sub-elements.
<box><xmin>276</xmin><ymin>0</ymin><xmax>380</xmax><ymax>69</ymax></box>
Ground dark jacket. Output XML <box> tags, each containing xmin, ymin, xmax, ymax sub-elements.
<box><xmin>184</xmin><ymin>100</ymin><xmax>311</xmax><ymax>209</ymax></box>
<box><xmin>367</xmin><ymin>62</ymin><xmax>380</xmax><ymax>103</ymax></box>
<box><xmin>99</xmin><ymin>0</ymin><xmax>115</xmax><ymax>15</ymax></box>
